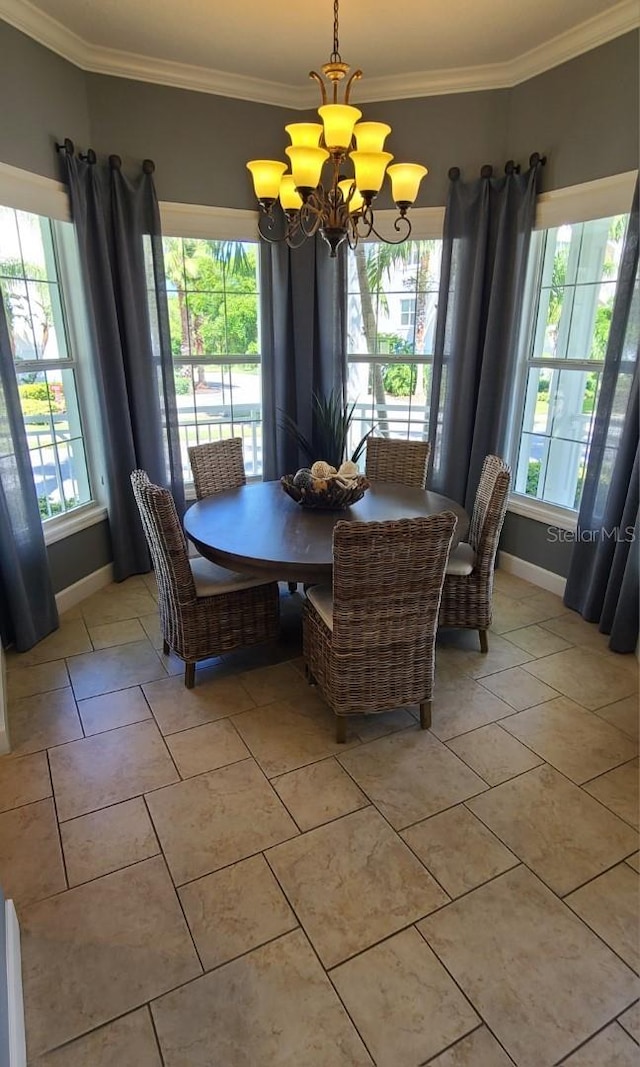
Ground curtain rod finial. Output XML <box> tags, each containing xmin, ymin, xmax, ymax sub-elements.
<box><xmin>529</xmin><ymin>152</ymin><xmax>547</xmax><ymax>167</ymax></box>
<box><xmin>55</xmin><ymin>138</ymin><xmax>74</xmax><ymax>155</ymax></box>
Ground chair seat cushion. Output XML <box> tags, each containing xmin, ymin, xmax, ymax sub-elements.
<box><xmin>446</xmin><ymin>541</ymin><xmax>476</xmax><ymax>576</ymax></box>
<box><xmin>190</xmin><ymin>556</ymin><xmax>274</xmax><ymax>597</ymax></box>
<box><xmin>306</xmin><ymin>584</ymin><xmax>334</xmax><ymax>631</ymax></box>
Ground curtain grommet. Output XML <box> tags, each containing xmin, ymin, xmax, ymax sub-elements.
<box><xmin>109</xmin><ymin>154</ymin><xmax>122</xmax><ymax>170</ymax></box>
<box><xmin>480</xmin><ymin>164</ymin><xmax>493</xmax><ymax>179</ymax></box>
<box><xmin>448</xmin><ymin>167</ymin><xmax>460</xmax><ymax>181</ymax></box>
<box><xmin>142</xmin><ymin>159</ymin><xmax>155</xmax><ymax>174</ymax></box>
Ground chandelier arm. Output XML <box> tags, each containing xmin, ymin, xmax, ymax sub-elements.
<box><xmin>257</xmin><ymin>211</ymin><xmax>286</xmax><ymax>244</ymax></box>
<box><xmin>308</xmin><ymin>70</ymin><xmax>327</xmax><ymax>105</ymax></box>
<box><xmin>368</xmin><ymin>213</ymin><xmax>413</xmax><ymax>244</ymax></box>
<box><xmin>344</xmin><ymin>69</ymin><xmax>363</xmax><ymax>105</ymax></box>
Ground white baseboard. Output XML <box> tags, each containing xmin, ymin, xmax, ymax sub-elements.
<box><xmin>5</xmin><ymin>899</ymin><xmax>26</xmax><ymax>1067</ymax></box>
<box><xmin>498</xmin><ymin>551</ymin><xmax>567</xmax><ymax>598</ymax></box>
<box><xmin>55</xmin><ymin>563</ymin><xmax>114</xmax><ymax>614</ymax></box>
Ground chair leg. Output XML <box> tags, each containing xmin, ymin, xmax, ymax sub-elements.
<box><xmin>184</xmin><ymin>662</ymin><xmax>196</xmax><ymax>689</ymax></box>
<box><xmin>478</xmin><ymin>629</ymin><xmax>489</xmax><ymax>654</ymax></box>
<box><xmin>163</xmin><ymin>640</ymin><xmax>170</xmax><ymax>656</ymax></box>
<box><xmin>336</xmin><ymin>716</ymin><xmax>347</xmax><ymax>744</ymax></box>
<box><xmin>420</xmin><ymin>700</ymin><xmax>432</xmax><ymax>730</ymax></box>
<box><xmin>288</xmin><ymin>582</ymin><xmax>298</xmax><ymax>594</ymax></box>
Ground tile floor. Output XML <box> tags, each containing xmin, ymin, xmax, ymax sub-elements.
<box><xmin>1</xmin><ymin>570</ymin><xmax>638</xmax><ymax>1066</ymax></box>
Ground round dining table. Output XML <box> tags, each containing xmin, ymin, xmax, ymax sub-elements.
<box><xmin>184</xmin><ymin>480</ymin><xmax>469</xmax><ymax>585</ymax></box>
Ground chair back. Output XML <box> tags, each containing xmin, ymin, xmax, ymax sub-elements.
<box><xmin>468</xmin><ymin>455</ymin><xmax>511</xmax><ymax>576</ymax></box>
<box><xmin>130</xmin><ymin>471</ymin><xmax>197</xmax><ymax>644</ymax></box>
<box><xmin>188</xmin><ymin>438</ymin><xmax>246</xmax><ymax>500</ymax></box>
<box><xmin>331</xmin><ymin>513</ymin><xmax>456</xmax><ymax>658</ymax></box>
<box><xmin>365</xmin><ymin>437</ymin><xmax>431</xmax><ymax>489</ymax></box>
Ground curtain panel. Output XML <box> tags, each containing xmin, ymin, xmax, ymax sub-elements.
<box><xmin>429</xmin><ymin>162</ymin><xmax>542</xmax><ymax>511</ymax></box>
<box><xmin>0</xmin><ymin>295</ymin><xmax>58</xmax><ymax>650</ymax></box>
<box><xmin>564</xmin><ymin>182</ymin><xmax>639</xmax><ymax>653</ymax></box>
<box><xmin>260</xmin><ymin>236</ymin><xmax>347</xmax><ymax>480</ymax></box>
<box><xmin>62</xmin><ymin>150</ymin><xmax>184</xmax><ymax>581</ymax></box>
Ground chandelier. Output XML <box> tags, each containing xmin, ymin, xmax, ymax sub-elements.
<box><xmin>246</xmin><ymin>0</ymin><xmax>428</xmax><ymax>257</ymax></box>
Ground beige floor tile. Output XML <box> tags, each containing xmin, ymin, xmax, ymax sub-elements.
<box><xmin>179</xmin><ymin>854</ymin><xmax>297</xmax><ymax>969</ymax></box>
<box><xmin>165</xmin><ymin>719</ymin><xmax>249</xmax><ymax>778</ymax></box>
<box><xmin>541</xmin><ymin>612</ymin><xmax>612</xmax><ymax>651</ymax></box>
<box><xmin>566</xmin><ymin>864</ymin><xmax>639</xmax><ymax>973</ymax></box>
<box><xmin>233</xmin><ymin>696</ymin><xmax>360</xmax><ymax>777</ymax></box>
<box><xmin>59</xmin><ymin>604</ymin><xmax>83</xmax><ymax>621</ymax></box>
<box><xmin>139</xmin><ymin>611</ymin><xmax>163</xmax><ymax>649</ymax></box>
<box><xmin>338</xmin><ymin>729</ymin><xmax>486</xmax><ymax>830</ymax></box>
<box><xmin>0</xmin><ymin>751</ymin><xmax>51</xmax><ymax>812</ymax></box>
<box><xmin>33</xmin><ymin>1007</ymin><xmax>162</xmax><ymax>1066</ymax></box>
<box><xmin>142</xmin><ymin>673</ymin><xmax>255</xmax><ymax>735</ymax></box>
<box><xmin>7</xmin><ymin>660</ymin><xmax>69</xmax><ymax>702</ymax></box>
<box><xmin>267</xmin><ymin>807</ymin><xmax>448</xmax><ymax>968</ymax></box>
<box><xmin>80</xmin><ymin>584</ymin><xmax>159</xmax><ymax>628</ymax></box>
<box><xmin>430</xmin><ymin>674</ymin><xmax>517</xmax><ymax>740</ymax></box>
<box><xmin>61</xmin><ymin>797</ymin><xmax>159</xmax><ymax>886</ymax></box>
<box><xmin>152</xmin><ymin>928</ymin><xmax>372</xmax><ymax>1067</ymax></box>
<box><xmin>523</xmin><ymin>647</ymin><xmax>638</xmax><ymax>710</ymax></box>
<box><xmin>77</xmin><ymin>686</ymin><xmax>152</xmax><ymax>736</ymax></box>
<box><xmin>506</xmin><ymin>624</ymin><xmax>572</xmax><ymax>658</ymax></box>
<box><xmin>237</xmin><ymin>661</ymin><xmax>310</xmax><ymax>706</ymax></box>
<box><xmin>401</xmin><ymin>805</ymin><xmax>518</xmax><ymax>897</ymax></box>
<box><xmin>492</xmin><ymin>572</ymin><xmax>539</xmax><ymax>600</ymax></box>
<box><xmin>446</xmin><ymin>723</ymin><xmax>543</xmax><ymax>785</ymax></box>
<box><xmin>561</xmin><ymin>1022</ymin><xmax>639</xmax><ymax>1065</ymax></box>
<box><xmin>141</xmin><ymin>572</ymin><xmax>159</xmax><ymax>599</ymax></box>
<box><xmin>501</xmin><ymin>698</ymin><xmax>638</xmax><ymax>784</ymax></box>
<box><xmin>584</xmin><ymin>759</ymin><xmax>639</xmax><ymax>828</ymax></box>
<box><xmin>6</xmin><ymin>619</ymin><xmax>92</xmax><ymax>669</ymax></box>
<box><xmin>595</xmin><ymin>695</ymin><xmax>639</xmax><ymax>741</ymax></box>
<box><xmin>354</xmin><ymin>707</ymin><xmax>418</xmax><ymax>741</ymax></box>
<box><xmin>437</xmin><ymin>630</ymin><xmax>535</xmax><ymax>679</ymax></box>
<box><xmin>524</xmin><ymin>589</ymin><xmax>568</xmax><ymax>617</ymax></box>
<box><xmin>67</xmin><ymin>640</ymin><xmax>167</xmax><ymax>700</ymax></box>
<box><xmin>427</xmin><ymin>1027</ymin><xmax>515</xmax><ymax>1066</ymax></box>
<box><xmin>491</xmin><ymin>594</ymin><xmax>563</xmax><ymax>635</ymax></box>
<box><xmin>467</xmin><ymin>765</ymin><xmax>638</xmax><ymax>896</ymax></box>
<box><xmin>146</xmin><ymin>759</ymin><xmax>297</xmax><ymax>885</ymax></box>
<box><xmin>0</xmin><ymin>798</ymin><xmax>65</xmax><ymax>910</ymax></box>
<box><xmin>618</xmin><ymin>1001</ymin><xmax>640</xmax><ymax>1041</ymax></box>
<box><xmin>272</xmin><ymin>757</ymin><xmax>367</xmax><ymax>830</ymax></box>
<box><xmin>480</xmin><ymin>666</ymin><xmax>559</xmax><ymax>711</ymax></box>
<box><xmin>49</xmin><ymin>720</ymin><xmax>179</xmax><ymax>821</ymax></box>
<box><xmin>626</xmin><ymin>852</ymin><xmax>639</xmax><ymax>872</ymax></box>
<box><xmin>419</xmin><ymin>866</ymin><xmax>639</xmax><ymax>1067</ymax></box>
<box><xmin>9</xmin><ymin>688</ymin><xmax>82</xmax><ymax>756</ymax></box>
<box><xmin>88</xmin><ymin>618</ymin><xmax>147</xmax><ymax>650</ymax></box>
<box><xmin>331</xmin><ymin>927</ymin><xmax>479</xmax><ymax>1067</ymax></box>
<box><xmin>21</xmin><ymin>856</ymin><xmax>201</xmax><ymax>1060</ymax></box>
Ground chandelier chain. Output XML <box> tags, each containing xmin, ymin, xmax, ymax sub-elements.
<box><xmin>331</xmin><ymin>0</ymin><xmax>340</xmax><ymax>62</ymax></box>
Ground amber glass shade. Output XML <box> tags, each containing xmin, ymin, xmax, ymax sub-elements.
<box><xmin>246</xmin><ymin>160</ymin><xmax>287</xmax><ymax>201</ymax></box>
<box><xmin>285</xmin><ymin>123</ymin><xmax>323</xmax><ymax>147</ymax></box>
<box><xmin>337</xmin><ymin>179</ymin><xmax>364</xmax><ymax>214</ymax></box>
<box><xmin>386</xmin><ymin>163</ymin><xmax>428</xmax><ymax>205</ymax></box>
<box><xmin>279</xmin><ymin>174</ymin><xmax>303</xmax><ymax>211</ymax></box>
<box><xmin>353</xmin><ymin>122</ymin><xmax>392</xmax><ymax>152</ymax></box>
<box><xmin>318</xmin><ymin>104</ymin><xmax>362</xmax><ymax>150</ymax></box>
<box><xmin>350</xmin><ymin>151</ymin><xmax>393</xmax><ymax>194</ymax></box>
<box><xmin>285</xmin><ymin>146</ymin><xmax>329</xmax><ymax>189</ymax></box>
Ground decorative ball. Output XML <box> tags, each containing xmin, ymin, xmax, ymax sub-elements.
<box><xmin>312</xmin><ymin>478</ymin><xmax>329</xmax><ymax>492</ymax></box>
<box><xmin>311</xmin><ymin>460</ymin><xmax>335</xmax><ymax>480</ymax></box>
<box><xmin>293</xmin><ymin>468</ymin><xmax>314</xmax><ymax>490</ymax></box>
<box><xmin>338</xmin><ymin>460</ymin><xmax>359</xmax><ymax>479</ymax></box>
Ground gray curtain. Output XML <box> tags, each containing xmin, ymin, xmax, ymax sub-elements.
<box><xmin>0</xmin><ymin>293</ymin><xmax>58</xmax><ymax>650</ymax></box>
<box><xmin>62</xmin><ymin>149</ymin><xmax>184</xmax><ymax>581</ymax></box>
<box><xmin>429</xmin><ymin>162</ymin><xmax>542</xmax><ymax>510</ymax></box>
<box><xmin>260</xmin><ymin>235</ymin><xmax>347</xmax><ymax>479</ymax></box>
<box><xmin>564</xmin><ymin>182</ymin><xmax>639</xmax><ymax>653</ymax></box>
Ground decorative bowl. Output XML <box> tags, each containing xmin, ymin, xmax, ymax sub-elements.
<box><xmin>281</xmin><ymin>474</ymin><xmax>370</xmax><ymax>510</ymax></box>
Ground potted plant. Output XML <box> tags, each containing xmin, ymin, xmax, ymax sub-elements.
<box><xmin>280</xmin><ymin>389</ymin><xmax>374</xmax><ymax>471</ymax></box>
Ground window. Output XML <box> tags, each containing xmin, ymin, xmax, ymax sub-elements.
<box><xmin>161</xmin><ymin>238</ymin><xmax>261</xmax><ymax>482</ymax></box>
<box><xmin>346</xmin><ymin>240</ymin><xmax>442</xmax><ymax>453</ymax></box>
<box><xmin>512</xmin><ymin>214</ymin><xmax>630</xmax><ymax>511</ymax></box>
<box><xmin>0</xmin><ymin>206</ymin><xmax>92</xmax><ymax>519</ymax></box>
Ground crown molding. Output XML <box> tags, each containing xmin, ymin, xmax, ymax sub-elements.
<box><xmin>0</xmin><ymin>0</ymin><xmax>638</xmax><ymax>107</ymax></box>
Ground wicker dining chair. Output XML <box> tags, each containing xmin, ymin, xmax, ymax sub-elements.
<box><xmin>365</xmin><ymin>437</ymin><xmax>431</xmax><ymax>488</ymax></box>
<box><xmin>131</xmin><ymin>470</ymin><xmax>279</xmax><ymax>688</ymax></box>
<box><xmin>188</xmin><ymin>438</ymin><xmax>246</xmax><ymax>500</ymax></box>
<box><xmin>439</xmin><ymin>455</ymin><xmax>511</xmax><ymax>653</ymax></box>
<box><xmin>303</xmin><ymin>513</ymin><xmax>457</xmax><ymax>742</ymax></box>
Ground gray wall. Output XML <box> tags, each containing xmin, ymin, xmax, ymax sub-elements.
<box><xmin>47</xmin><ymin>520</ymin><xmax>112</xmax><ymax>595</ymax></box>
<box><xmin>500</xmin><ymin>513</ymin><xmax>574</xmax><ymax>578</ymax></box>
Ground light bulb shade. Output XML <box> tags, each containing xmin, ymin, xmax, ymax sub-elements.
<box><xmin>353</xmin><ymin>122</ymin><xmax>392</xmax><ymax>152</ymax></box>
<box><xmin>338</xmin><ymin>179</ymin><xmax>365</xmax><ymax>214</ymax></box>
<box><xmin>386</xmin><ymin>163</ymin><xmax>428</xmax><ymax>205</ymax></box>
<box><xmin>318</xmin><ymin>104</ymin><xmax>362</xmax><ymax>151</ymax></box>
<box><xmin>279</xmin><ymin>174</ymin><xmax>303</xmax><ymax>211</ymax></box>
<box><xmin>285</xmin><ymin>146</ymin><xmax>329</xmax><ymax>190</ymax></box>
<box><xmin>246</xmin><ymin>159</ymin><xmax>287</xmax><ymax>201</ymax></box>
<box><xmin>285</xmin><ymin>122</ymin><xmax>323</xmax><ymax>147</ymax></box>
<box><xmin>350</xmin><ymin>151</ymin><xmax>394</xmax><ymax>194</ymax></box>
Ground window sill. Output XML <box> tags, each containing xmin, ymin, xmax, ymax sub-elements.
<box><xmin>43</xmin><ymin>503</ymin><xmax>108</xmax><ymax>546</ymax></box>
<box><xmin>507</xmin><ymin>494</ymin><xmax>578</xmax><ymax>533</ymax></box>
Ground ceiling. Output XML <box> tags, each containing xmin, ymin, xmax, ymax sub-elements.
<box><xmin>1</xmin><ymin>0</ymin><xmax>638</xmax><ymax>106</ymax></box>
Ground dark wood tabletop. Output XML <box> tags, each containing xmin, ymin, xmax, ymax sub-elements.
<box><xmin>184</xmin><ymin>480</ymin><xmax>469</xmax><ymax>583</ymax></box>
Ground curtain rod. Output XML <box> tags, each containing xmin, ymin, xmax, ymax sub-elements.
<box><xmin>448</xmin><ymin>153</ymin><xmax>547</xmax><ymax>180</ymax></box>
<box><xmin>55</xmin><ymin>138</ymin><xmax>155</xmax><ymax>172</ymax></box>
